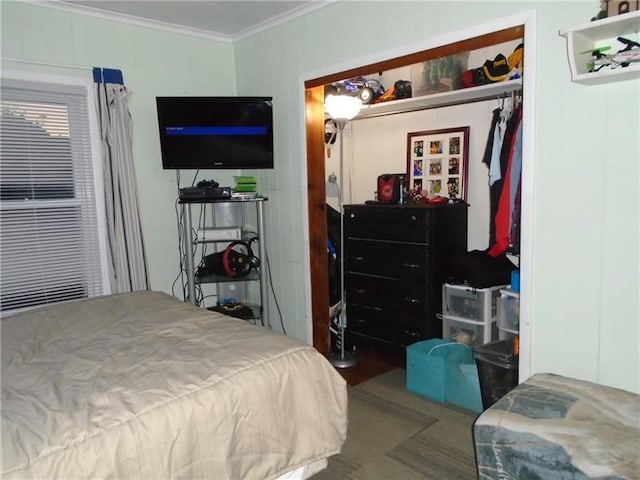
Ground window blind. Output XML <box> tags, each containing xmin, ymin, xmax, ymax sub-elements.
<box><xmin>0</xmin><ymin>78</ymin><xmax>105</xmax><ymax>313</ymax></box>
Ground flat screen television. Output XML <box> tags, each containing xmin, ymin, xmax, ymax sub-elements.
<box><xmin>156</xmin><ymin>96</ymin><xmax>274</xmax><ymax>170</ymax></box>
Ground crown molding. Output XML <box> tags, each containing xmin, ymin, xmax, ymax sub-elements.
<box><xmin>28</xmin><ymin>0</ymin><xmax>337</xmax><ymax>44</ymax></box>
<box><xmin>231</xmin><ymin>1</ymin><xmax>337</xmax><ymax>42</ymax></box>
<box><xmin>33</xmin><ymin>1</ymin><xmax>233</xmax><ymax>43</ymax></box>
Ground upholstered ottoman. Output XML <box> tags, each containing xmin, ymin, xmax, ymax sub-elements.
<box><xmin>473</xmin><ymin>373</ymin><xmax>640</xmax><ymax>479</ymax></box>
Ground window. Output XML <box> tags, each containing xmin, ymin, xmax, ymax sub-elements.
<box><xmin>0</xmin><ymin>74</ymin><xmax>108</xmax><ymax>314</ymax></box>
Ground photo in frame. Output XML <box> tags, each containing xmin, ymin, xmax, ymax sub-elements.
<box><xmin>406</xmin><ymin>126</ymin><xmax>470</xmax><ymax>202</ymax></box>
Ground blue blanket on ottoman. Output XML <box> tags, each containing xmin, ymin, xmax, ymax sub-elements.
<box><xmin>473</xmin><ymin>373</ymin><xmax>640</xmax><ymax>479</ymax></box>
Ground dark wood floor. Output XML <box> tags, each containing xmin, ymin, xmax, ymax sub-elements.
<box><xmin>329</xmin><ymin>347</ymin><xmax>405</xmax><ymax>386</ymax></box>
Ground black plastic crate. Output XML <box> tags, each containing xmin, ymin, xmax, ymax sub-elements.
<box><xmin>474</xmin><ymin>339</ymin><xmax>519</xmax><ymax>409</ymax></box>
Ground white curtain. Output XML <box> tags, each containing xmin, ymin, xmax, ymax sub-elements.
<box><xmin>93</xmin><ymin>68</ymin><xmax>149</xmax><ymax>293</ymax></box>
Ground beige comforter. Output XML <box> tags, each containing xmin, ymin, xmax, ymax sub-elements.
<box><xmin>1</xmin><ymin>291</ymin><xmax>347</xmax><ymax>479</ymax></box>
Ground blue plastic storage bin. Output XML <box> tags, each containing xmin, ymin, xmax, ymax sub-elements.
<box><xmin>407</xmin><ymin>338</ymin><xmax>482</xmax><ymax>412</ymax></box>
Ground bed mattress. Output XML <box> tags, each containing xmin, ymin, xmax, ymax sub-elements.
<box><xmin>1</xmin><ymin>291</ymin><xmax>347</xmax><ymax>479</ymax></box>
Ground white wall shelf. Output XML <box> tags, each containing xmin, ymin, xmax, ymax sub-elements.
<box><xmin>354</xmin><ymin>78</ymin><xmax>522</xmax><ymax>119</ymax></box>
<box><xmin>560</xmin><ymin>10</ymin><xmax>640</xmax><ymax>85</ymax></box>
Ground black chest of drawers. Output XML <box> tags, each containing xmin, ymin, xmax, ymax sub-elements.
<box><xmin>344</xmin><ymin>203</ymin><xmax>468</xmax><ymax>354</ymax></box>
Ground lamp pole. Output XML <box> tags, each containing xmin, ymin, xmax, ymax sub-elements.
<box><xmin>329</xmin><ymin>118</ymin><xmax>357</xmax><ymax>368</ymax></box>
<box><xmin>324</xmin><ymin>93</ymin><xmax>361</xmax><ymax>369</ymax></box>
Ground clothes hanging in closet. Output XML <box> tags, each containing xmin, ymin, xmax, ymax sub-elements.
<box><xmin>482</xmin><ymin>108</ymin><xmax>502</xmax><ymax>168</ymax></box>
<box><xmin>485</xmin><ymin>100</ymin><xmax>522</xmax><ymax>257</ymax></box>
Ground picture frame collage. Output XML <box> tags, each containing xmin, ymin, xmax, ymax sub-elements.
<box><xmin>406</xmin><ymin>126</ymin><xmax>470</xmax><ymax>202</ymax></box>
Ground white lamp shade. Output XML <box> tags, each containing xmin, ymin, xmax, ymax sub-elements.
<box><xmin>325</xmin><ymin>94</ymin><xmax>362</xmax><ymax>121</ymax></box>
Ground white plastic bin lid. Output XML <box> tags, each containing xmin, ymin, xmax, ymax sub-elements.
<box><xmin>499</xmin><ymin>288</ymin><xmax>520</xmax><ymax>298</ymax></box>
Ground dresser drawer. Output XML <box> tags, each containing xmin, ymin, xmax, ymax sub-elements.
<box><xmin>345</xmin><ymin>204</ymin><xmax>430</xmax><ymax>226</ymax></box>
<box><xmin>346</xmin><ymin>240</ymin><xmax>430</xmax><ymax>280</ymax></box>
<box><xmin>346</xmin><ymin>273</ymin><xmax>428</xmax><ymax>315</ymax></box>
<box><xmin>344</xmin><ymin>205</ymin><xmax>431</xmax><ymax>243</ymax></box>
<box><xmin>344</xmin><ymin>203</ymin><xmax>468</xmax><ymax>249</ymax></box>
<box><xmin>347</xmin><ymin>305</ymin><xmax>425</xmax><ymax>345</ymax></box>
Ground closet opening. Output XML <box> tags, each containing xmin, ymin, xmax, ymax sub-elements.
<box><xmin>303</xmin><ymin>16</ymin><xmax>534</xmax><ymax>378</ymax></box>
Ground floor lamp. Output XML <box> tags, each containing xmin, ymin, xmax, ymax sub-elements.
<box><xmin>325</xmin><ymin>94</ymin><xmax>361</xmax><ymax>369</ymax></box>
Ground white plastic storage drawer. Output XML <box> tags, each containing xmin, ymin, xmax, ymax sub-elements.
<box><xmin>442</xmin><ymin>283</ymin><xmax>507</xmax><ymax>324</ymax></box>
<box><xmin>497</xmin><ymin>289</ymin><xmax>520</xmax><ymax>335</ymax></box>
<box><xmin>442</xmin><ymin>315</ymin><xmax>497</xmax><ymax>346</ymax></box>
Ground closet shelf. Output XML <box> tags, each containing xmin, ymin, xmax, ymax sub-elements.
<box><xmin>354</xmin><ymin>79</ymin><xmax>522</xmax><ymax>119</ymax></box>
<box><xmin>559</xmin><ymin>10</ymin><xmax>640</xmax><ymax>85</ymax></box>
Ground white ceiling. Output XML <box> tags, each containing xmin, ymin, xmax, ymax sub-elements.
<box><xmin>47</xmin><ymin>1</ymin><xmax>333</xmax><ymax>41</ymax></box>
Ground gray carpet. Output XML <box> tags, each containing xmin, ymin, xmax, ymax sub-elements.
<box><xmin>314</xmin><ymin>368</ymin><xmax>479</xmax><ymax>480</ymax></box>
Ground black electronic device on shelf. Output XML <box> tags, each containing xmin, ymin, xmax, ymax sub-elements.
<box><xmin>179</xmin><ymin>185</ymin><xmax>231</xmax><ymax>201</ymax></box>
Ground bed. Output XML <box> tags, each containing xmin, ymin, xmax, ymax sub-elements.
<box><xmin>1</xmin><ymin>291</ymin><xmax>347</xmax><ymax>479</ymax></box>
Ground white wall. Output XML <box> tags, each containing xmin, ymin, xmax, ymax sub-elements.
<box><xmin>234</xmin><ymin>1</ymin><xmax>639</xmax><ymax>394</ymax></box>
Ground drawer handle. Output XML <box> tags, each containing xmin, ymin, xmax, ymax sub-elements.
<box><xmin>354</xmin><ymin>288</ymin><xmax>366</xmax><ymax>294</ymax></box>
<box><xmin>354</xmin><ymin>256</ymin><xmax>364</xmax><ymax>262</ymax></box>
<box><xmin>409</xmin><ymin>215</ymin><xmax>417</xmax><ymax>222</ymax></box>
<box><xmin>360</xmin><ymin>306</ymin><xmax>383</xmax><ymax>313</ymax></box>
<box><xmin>404</xmin><ymin>297</ymin><xmax>420</xmax><ymax>304</ymax></box>
<box><xmin>403</xmin><ymin>262</ymin><xmax>421</xmax><ymax>269</ymax></box>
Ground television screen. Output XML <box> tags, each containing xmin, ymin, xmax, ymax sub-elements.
<box><xmin>156</xmin><ymin>96</ymin><xmax>274</xmax><ymax>170</ymax></box>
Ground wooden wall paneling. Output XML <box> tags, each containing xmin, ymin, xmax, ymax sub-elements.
<box><xmin>305</xmin><ymin>86</ymin><xmax>331</xmax><ymax>354</ymax></box>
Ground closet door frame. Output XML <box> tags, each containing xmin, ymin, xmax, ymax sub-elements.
<box><xmin>301</xmin><ymin>10</ymin><xmax>537</xmax><ymax>382</ymax></box>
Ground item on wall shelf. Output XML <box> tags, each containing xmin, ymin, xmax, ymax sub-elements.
<box><xmin>584</xmin><ymin>36</ymin><xmax>640</xmax><ymax>72</ymax></box>
<box><xmin>608</xmin><ymin>0</ymin><xmax>640</xmax><ymax>17</ymax></box>
<box><xmin>461</xmin><ymin>45</ymin><xmax>524</xmax><ymax>88</ymax></box>
<box><xmin>592</xmin><ymin>0</ymin><xmax>609</xmax><ymax>21</ymax></box>
<box><xmin>374</xmin><ymin>80</ymin><xmax>413</xmax><ymax>103</ymax></box>
<box><xmin>508</xmin><ymin>44</ymin><xmax>524</xmax><ymax>76</ymax></box>
<box><xmin>393</xmin><ymin>80</ymin><xmax>413</xmax><ymax>99</ymax></box>
<box><xmin>412</xmin><ymin>53</ymin><xmax>469</xmax><ymax>95</ymax></box>
<box><xmin>325</xmin><ymin>76</ymin><xmax>385</xmax><ymax>105</ymax></box>
<box><xmin>406</xmin><ymin>126</ymin><xmax>470</xmax><ymax>202</ymax></box>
